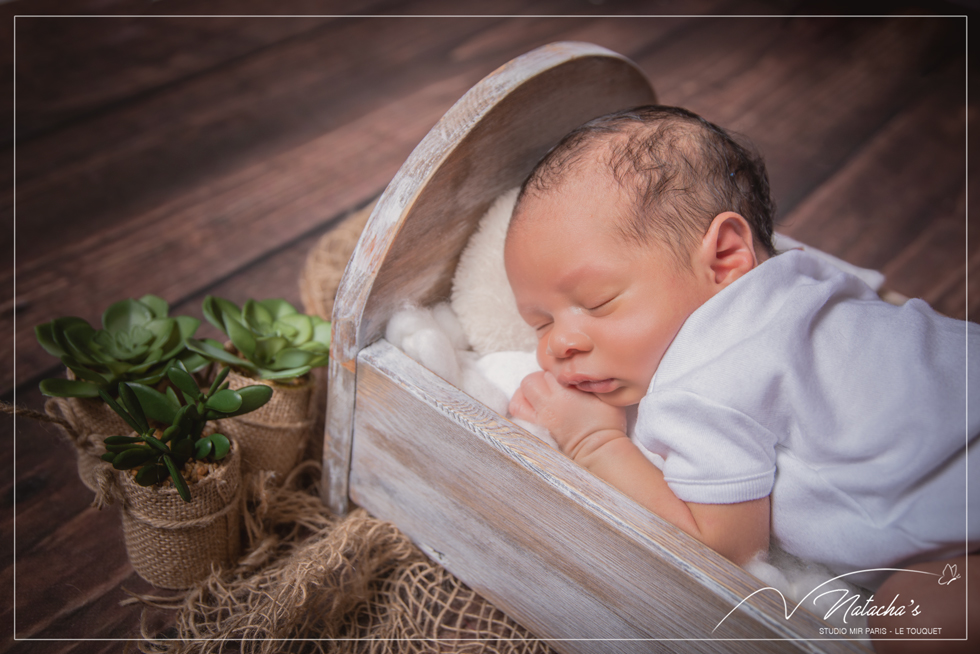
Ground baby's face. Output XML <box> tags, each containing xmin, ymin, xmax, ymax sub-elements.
<box><xmin>505</xmin><ymin>169</ymin><xmax>714</xmax><ymax>407</ymax></box>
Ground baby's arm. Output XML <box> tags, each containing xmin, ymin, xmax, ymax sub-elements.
<box><xmin>510</xmin><ymin>371</ymin><xmax>769</xmax><ymax>565</ymax></box>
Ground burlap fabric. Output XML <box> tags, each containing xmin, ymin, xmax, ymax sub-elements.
<box><xmin>110</xmin><ymin>442</ymin><xmax>243</xmax><ymax>590</ymax></box>
<box><xmin>43</xmin><ymin>390</ymin><xmax>131</xmax><ymax>492</ymax></box>
<box><xmin>136</xmin><ymin>484</ymin><xmax>554</xmax><ymax>654</ymax></box>
<box><xmin>299</xmin><ymin>200</ymin><xmax>374</xmax><ymax>324</ymax></box>
<box><xmin>218</xmin><ymin>370</ymin><xmax>315</xmax><ymax>483</ymax></box>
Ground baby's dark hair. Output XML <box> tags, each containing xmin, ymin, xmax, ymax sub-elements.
<box><xmin>515</xmin><ymin>105</ymin><xmax>777</xmax><ymax>262</ymax></box>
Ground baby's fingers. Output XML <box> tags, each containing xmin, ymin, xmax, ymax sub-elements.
<box><xmin>508</xmin><ymin>387</ymin><xmax>536</xmax><ymax>422</ymax></box>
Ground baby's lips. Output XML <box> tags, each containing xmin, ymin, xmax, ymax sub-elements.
<box><xmin>574</xmin><ymin>378</ymin><xmax>617</xmax><ymax>394</ymax></box>
<box><xmin>560</xmin><ymin>373</ymin><xmax>617</xmax><ymax>394</ymax></box>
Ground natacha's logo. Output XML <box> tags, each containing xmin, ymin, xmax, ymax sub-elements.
<box><xmin>938</xmin><ymin>563</ymin><xmax>961</xmax><ymax>586</ymax></box>
<box><xmin>713</xmin><ymin>567</ymin><xmax>945</xmax><ymax>633</ymax></box>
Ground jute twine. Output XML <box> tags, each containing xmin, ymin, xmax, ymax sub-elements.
<box><xmin>104</xmin><ymin>442</ymin><xmax>243</xmax><ymax>590</ymax></box>
<box><xmin>0</xmin><ymin>390</ymin><xmax>127</xmax><ymax>493</ymax></box>
<box><xmin>218</xmin><ymin>369</ymin><xmax>315</xmax><ymax>483</ymax></box>
<box><xmin>133</xmin><ymin>470</ymin><xmax>554</xmax><ymax>654</ymax></box>
<box><xmin>44</xmin><ymin>394</ymin><xmax>130</xmax><ymax>492</ymax></box>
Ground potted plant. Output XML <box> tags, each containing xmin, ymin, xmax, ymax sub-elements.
<box><xmin>186</xmin><ymin>296</ymin><xmax>330</xmax><ymax>481</ymax></box>
<box><xmin>34</xmin><ymin>295</ymin><xmax>208</xmax><ymax>490</ymax></box>
<box><xmin>98</xmin><ymin>363</ymin><xmax>272</xmax><ymax>589</ymax></box>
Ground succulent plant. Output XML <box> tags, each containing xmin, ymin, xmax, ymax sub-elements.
<box><xmin>100</xmin><ymin>363</ymin><xmax>273</xmax><ymax>501</ymax></box>
<box><xmin>186</xmin><ymin>296</ymin><xmax>330</xmax><ymax>381</ymax></box>
<box><xmin>35</xmin><ymin>294</ymin><xmax>208</xmax><ymax>399</ymax></box>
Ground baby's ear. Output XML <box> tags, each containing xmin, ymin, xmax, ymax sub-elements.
<box><xmin>698</xmin><ymin>212</ymin><xmax>758</xmax><ymax>288</ymax></box>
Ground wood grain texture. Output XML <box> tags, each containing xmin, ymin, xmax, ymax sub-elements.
<box><xmin>350</xmin><ymin>340</ymin><xmax>871</xmax><ymax>652</ymax></box>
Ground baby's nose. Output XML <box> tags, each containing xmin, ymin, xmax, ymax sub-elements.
<box><xmin>546</xmin><ymin>328</ymin><xmax>592</xmax><ymax>358</ymax></box>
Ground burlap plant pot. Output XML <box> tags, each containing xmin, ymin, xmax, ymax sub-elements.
<box><xmin>217</xmin><ymin>369</ymin><xmax>315</xmax><ymax>483</ymax></box>
<box><xmin>44</xmin><ymin>369</ymin><xmax>132</xmax><ymax>492</ymax></box>
<box><xmin>114</xmin><ymin>441</ymin><xmax>243</xmax><ymax>590</ymax></box>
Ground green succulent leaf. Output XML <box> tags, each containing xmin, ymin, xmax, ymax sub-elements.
<box><xmin>161</xmin><ymin>424</ymin><xmax>181</xmax><ymax>443</ymax></box>
<box><xmin>163</xmin><ymin>455</ymin><xmax>191</xmax><ymax>502</ymax></box>
<box><xmin>168</xmin><ymin>365</ymin><xmax>201</xmax><ymax>399</ymax></box>
<box><xmin>174</xmin><ymin>315</ymin><xmax>200</xmax><ymax>340</ymax></box>
<box><xmin>143</xmin><ymin>433</ymin><xmax>170</xmax><ymax>455</ymax></box>
<box><xmin>98</xmin><ymin>389</ymin><xmax>144</xmax><ymax>434</ymax></box>
<box><xmin>104</xmin><ymin>435</ymin><xmax>142</xmax><ymax>446</ymax></box>
<box><xmin>210</xmin><ymin>433</ymin><xmax>231</xmax><ymax>460</ymax></box>
<box><xmin>35</xmin><ymin>322</ymin><xmax>66</xmax><ymax>357</ymax></box>
<box><xmin>112</xmin><ymin>447</ymin><xmax>156</xmax><ymax>470</ymax></box>
<box><xmin>138</xmin><ymin>294</ymin><xmax>169</xmax><ymax>320</ymax></box>
<box><xmin>224</xmin><ymin>316</ymin><xmax>257</xmax><ymax>359</ymax></box>
<box><xmin>194</xmin><ymin>433</ymin><xmax>231</xmax><ymax>461</ymax></box>
<box><xmin>243</xmin><ymin>300</ymin><xmax>275</xmax><ymax>335</ymax></box>
<box><xmin>38</xmin><ymin>377</ymin><xmax>101</xmax><ymax>398</ymax></box>
<box><xmin>177</xmin><ymin>350</ymin><xmax>210</xmax><ymax>374</ymax></box>
<box><xmin>259</xmin><ymin>299</ymin><xmax>298</xmax><ymax>320</ymax></box>
<box><xmin>259</xmin><ymin>365</ymin><xmax>312</xmax><ymax>381</ymax></box>
<box><xmin>205</xmin><ymin>388</ymin><xmax>242</xmax><ymax>414</ymax></box>
<box><xmin>226</xmin><ymin>384</ymin><xmax>273</xmax><ymax>416</ymax></box>
<box><xmin>171</xmin><ymin>437</ymin><xmax>195</xmax><ymax>460</ymax></box>
<box><xmin>271</xmin><ymin>347</ymin><xmax>316</xmax><ymax>371</ymax></box>
<box><xmin>136</xmin><ymin>463</ymin><xmax>168</xmax><ymax>486</ymax></box>
<box><xmin>101</xmin><ymin>452</ymin><xmax>116</xmax><ymax>462</ymax></box>
<box><xmin>313</xmin><ymin>317</ymin><xmax>331</xmax><ymax>342</ymax></box>
<box><xmin>278</xmin><ymin>313</ymin><xmax>312</xmax><ymax>343</ymax></box>
<box><xmin>58</xmin><ymin>319</ymin><xmax>100</xmax><ymax>367</ymax></box>
<box><xmin>103</xmin><ymin>298</ymin><xmax>154</xmax><ymax>334</ymax></box>
<box><xmin>118</xmin><ymin>382</ymin><xmax>149</xmax><ymax>434</ymax></box>
<box><xmin>127</xmin><ymin>382</ymin><xmax>179</xmax><ymax>425</ymax></box>
<box><xmin>209</xmin><ymin>366</ymin><xmax>231</xmax><ymax>397</ymax></box>
<box><xmin>253</xmin><ymin>336</ymin><xmax>288</xmax><ymax>366</ymax></box>
<box><xmin>166</xmin><ymin>385</ymin><xmax>181</xmax><ymax>407</ymax></box>
<box><xmin>62</xmin><ymin>359</ymin><xmax>109</xmax><ymax>386</ymax></box>
<box><xmin>194</xmin><ymin>437</ymin><xmax>213</xmax><ymax>459</ymax></box>
<box><xmin>185</xmin><ymin>338</ymin><xmax>255</xmax><ymax>370</ymax></box>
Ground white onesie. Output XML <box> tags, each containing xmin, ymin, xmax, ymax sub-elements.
<box><xmin>635</xmin><ymin>249</ymin><xmax>979</xmax><ymax>589</ymax></box>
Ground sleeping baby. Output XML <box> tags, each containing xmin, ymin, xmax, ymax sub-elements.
<box><xmin>504</xmin><ymin>105</ymin><xmax>978</xmax><ymax>651</ymax></box>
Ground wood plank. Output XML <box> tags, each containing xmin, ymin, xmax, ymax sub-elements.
<box><xmin>780</xmin><ymin>71</ymin><xmax>969</xmax><ymax>316</ymax></box>
<box><xmin>8</xmin><ymin>15</ymin><xmax>504</xmax><ymax>260</ymax></box>
<box><xmin>351</xmin><ymin>340</ymin><xmax>870</xmax><ymax>652</ymax></box>
<box><xmin>12</xmin><ymin>15</ymin><xmax>339</xmax><ymax>144</ymax></box>
<box><xmin>6</xmin><ymin>501</ymin><xmax>152</xmax><ymax>643</ymax></box>
<box><xmin>639</xmin><ymin>15</ymin><xmax>965</xmax><ymax>219</ymax></box>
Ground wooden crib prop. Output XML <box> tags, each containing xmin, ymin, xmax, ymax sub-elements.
<box><xmin>322</xmin><ymin>42</ymin><xmax>871</xmax><ymax>653</ymax></box>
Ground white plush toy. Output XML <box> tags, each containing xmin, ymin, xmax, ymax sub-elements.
<box><xmin>450</xmin><ymin>188</ymin><xmax>537</xmax><ymax>355</ymax></box>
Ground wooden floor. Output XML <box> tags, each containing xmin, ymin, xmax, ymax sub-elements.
<box><xmin>2</xmin><ymin>1</ymin><xmax>975</xmax><ymax>650</ymax></box>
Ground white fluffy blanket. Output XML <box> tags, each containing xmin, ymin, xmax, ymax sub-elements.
<box><xmin>385</xmin><ymin>188</ymin><xmax>875</xmax><ymax>630</ymax></box>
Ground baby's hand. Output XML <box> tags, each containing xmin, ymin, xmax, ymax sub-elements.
<box><xmin>509</xmin><ymin>371</ymin><xmax>627</xmax><ymax>459</ymax></box>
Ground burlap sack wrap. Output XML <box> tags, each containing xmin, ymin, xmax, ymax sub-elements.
<box><xmin>217</xmin><ymin>370</ymin><xmax>315</xmax><ymax>483</ymax></box>
<box><xmin>115</xmin><ymin>442</ymin><xmax>242</xmax><ymax>590</ymax></box>
<box><xmin>43</xmin><ymin>381</ymin><xmax>132</xmax><ymax>492</ymax></box>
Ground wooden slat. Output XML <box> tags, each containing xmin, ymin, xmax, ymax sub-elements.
<box><xmin>351</xmin><ymin>340</ymin><xmax>871</xmax><ymax>653</ymax></box>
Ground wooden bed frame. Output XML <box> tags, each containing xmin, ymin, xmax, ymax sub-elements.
<box><xmin>322</xmin><ymin>42</ymin><xmax>872</xmax><ymax>652</ymax></box>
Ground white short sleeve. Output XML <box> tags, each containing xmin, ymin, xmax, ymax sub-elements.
<box><xmin>637</xmin><ymin>390</ymin><xmax>777</xmax><ymax>504</ymax></box>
